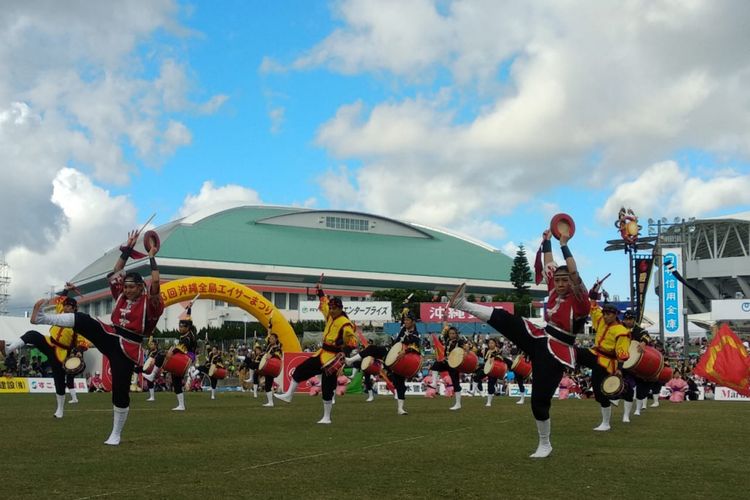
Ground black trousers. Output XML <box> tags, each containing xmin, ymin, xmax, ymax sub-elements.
<box><xmin>71</xmin><ymin>313</ymin><xmax>135</xmax><ymax>408</ymax></box>
<box><xmin>292</xmin><ymin>356</ymin><xmax>336</xmax><ymax>401</ymax></box>
<box><xmin>430</xmin><ymin>360</ymin><xmax>462</xmax><ymax>393</ymax></box>
<box><xmin>486</xmin><ymin>309</ymin><xmax>565</xmax><ymax>421</ymax></box>
<box><xmin>197</xmin><ymin>366</ymin><xmax>218</xmax><ymax>389</ymax></box>
<box><xmin>634</xmin><ymin>377</ymin><xmax>651</xmax><ymax>399</ymax></box>
<box><xmin>21</xmin><ymin>331</ymin><xmax>66</xmax><ymax>396</ymax></box>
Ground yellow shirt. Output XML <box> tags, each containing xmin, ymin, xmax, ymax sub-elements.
<box><xmin>589</xmin><ymin>302</ymin><xmax>631</xmax><ymax>374</ymax></box>
<box><xmin>315</xmin><ymin>297</ymin><xmax>357</xmax><ymax>365</ymax></box>
<box><xmin>45</xmin><ymin>299</ymin><xmax>91</xmax><ymax>363</ymax></box>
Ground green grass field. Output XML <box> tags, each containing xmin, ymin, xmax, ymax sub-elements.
<box><xmin>1</xmin><ymin>391</ymin><xmax>747</xmax><ymax>499</ymax></box>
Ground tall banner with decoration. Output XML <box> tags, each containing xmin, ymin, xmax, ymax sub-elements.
<box><xmin>661</xmin><ymin>248</ymin><xmax>684</xmax><ymax>335</ymax></box>
<box><xmin>634</xmin><ymin>255</ymin><xmax>654</xmax><ymax>323</ymax></box>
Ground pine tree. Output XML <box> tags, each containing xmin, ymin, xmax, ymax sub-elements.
<box><xmin>510</xmin><ymin>245</ymin><xmax>532</xmax><ymax>294</ymax></box>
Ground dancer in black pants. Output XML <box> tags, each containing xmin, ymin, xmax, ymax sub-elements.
<box><xmin>31</xmin><ymin>229</ymin><xmax>164</xmax><ymax>445</ymax></box>
<box><xmin>449</xmin><ymin>229</ymin><xmax>589</xmax><ymax>458</ymax></box>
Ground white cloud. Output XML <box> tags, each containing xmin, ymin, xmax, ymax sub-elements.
<box><xmin>269</xmin><ymin>107</ymin><xmax>285</xmax><ymax>134</ymax></box>
<box><xmin>599</xmin><ymin>161</ymin><xmax>750</xmax><ymax>221</ymax></box>
<box><xmin>177</xmin><ymin>181</ymin><xmax>263</xmax><ymax>218</ymax></box>
<box><xmin>292</xmin><ymin>1</ymin><xmax>750</xmax><ymax>239</ymax></box>
<box><xmin>5</xmin><ymin>168</ymin><xmax>136</xmax><ymax>308</ymax></box>
<box><xmin>0</xmin><ymin>2</ymin><xmax>224</xmax><ymax>311</ymax></box>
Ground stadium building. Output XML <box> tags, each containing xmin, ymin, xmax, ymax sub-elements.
<box><xmin>68</xmin><ymin>205</ymin><xmax>541</xmax><ymax>331</ymax></box>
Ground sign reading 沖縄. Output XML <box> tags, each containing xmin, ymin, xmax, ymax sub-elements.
<box><xmin>662</xmin><ymin>249</ymin><xmax>684</xmax><ymax>334</ymax></box>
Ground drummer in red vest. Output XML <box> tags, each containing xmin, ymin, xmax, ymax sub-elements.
<box><xmin>275</xmin><ymin>288</ymin><xmax>357</xmax><ymax>424</ymax></box>
<box><xmin>259</xmin><ymin>333</ymin><xmax>283</xmax><ymax>407</ymax></box>
<box><xmin>481</xmin><ymin>337</ymin><xmax>504</xmax><ymax>407</ymax></box>
<box><xmin>31</xmin><ymin>229</ymin><xmax>164</xmax><ymax>445</ymax></box>
<box><xmin>346</xmin><ymin>308</ymin><xmax>421</xmax><ymax>415</ymax></box>
<box><xmin>622</xmin><ymin>310</ymin><xmax>653</xmax><ymax>415</ymax></box>
<box><xmin>4</xmin><ymin>288</ymin><xmax>90</xmax><ymax>418</ymax></box>
<box><xmin>575</xmin><ymin>298</ymin><xmax>631</xmax><ymax>431</ymax></box>
<box><xmin>449</xmin><ymin>228</ymin><xmax>589</xmax><ymax>458</ymax></box>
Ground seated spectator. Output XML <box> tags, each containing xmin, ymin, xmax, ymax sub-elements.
<box><xmin>88</xmin><ymin>371</ymin><xmax>105</xmax><ymax>392</ymax></box>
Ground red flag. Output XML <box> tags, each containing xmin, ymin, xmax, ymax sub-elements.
<box><xmin>356</xmin><ymin>325</ymin><xmax>369</xmax><ymax>347</ymax></box>
<box><xmin>534</xmin><ymin>244</ymin><xmax>544</xmax><ymax>285</ymax></box>
<box><xmin>694</xmin><ymin>324</ymin><xmax>750</xmax><ymax>397</ymax></box>
<box><xmin>432</xmin><ymin>334</ymin><xmax>445</xmax><ymax>361</ymax></box>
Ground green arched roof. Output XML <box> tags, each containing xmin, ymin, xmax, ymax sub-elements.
<box><xmin>71</xmin><ymin>206</ymin><xmax>515</xmax><ymax>293</ymax></box>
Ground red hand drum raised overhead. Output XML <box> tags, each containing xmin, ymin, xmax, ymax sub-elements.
<box><xmin>385</xmin><ymin>342</ymin><xmax>422</xmax><ymax>378</ymax></box>
<box><xmin>447</xmin><ymin>348</ymin><xmax>478</xmax><ymax>373</ymax></box>
<box><xmin>550</xmin><ymin>213</ymin><xmax>576</xmax><ymax>240</ymax></box>
<box><xmin>258</xmin><ymin>354</ymin><xmax>282</xmax><ymax>378</ymax></box>
<box><xmin>623</xmin><ymin>341</ymin><xmax>664</xmax><ymax>381</ymax></box>
<box><xmin>484</xmin><ymin>358</ymin><xmax>507</xmax><ymax>379</ymax></box>
<box><xmin>163</xmin><ymin>352</ymin><xmax>191</xmax><ymax>378</ymax></box>
<box><xmin>143</xmin><ymin>230</ymin><xmax>160</xmax><ymax>254</ymax></box>
<box><xmin>361</xmin><ymin>356</ymin><xmax>383</xmax><ymax>376</ymax></box>
<box><xmin>511</xmin><ymin>355</ymin><xmax>532</xmax><ymax>379</ymax></box>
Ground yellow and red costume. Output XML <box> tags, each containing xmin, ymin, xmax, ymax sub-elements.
<box><xmin>588</xmin><ymin>301</ymin><xmax>630</xmax><ymax>374</ymax></box>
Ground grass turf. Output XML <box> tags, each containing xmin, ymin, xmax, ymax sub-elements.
<box><xmin>1</xmin><ymin>392</ymin><xmax>747</xmax><ymax>499</ymax></box>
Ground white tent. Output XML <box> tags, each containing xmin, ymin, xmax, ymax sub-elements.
<box><xmin>0</xmin><ymin>316</ymin><xmax>34</xmax><ymax>342</ymax></box>
<box><xmin>646</xmin><ymin>321</ymin><xmax>708</xmax><ymax>338</ymax></box>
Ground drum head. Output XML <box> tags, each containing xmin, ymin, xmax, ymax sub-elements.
<box><xmin>258</xmin><ymin>354</ymin><xmax>269</xmax><ymax>371</ymax></box>
<box><xmin>64</xmin><ymin>357</ymin><xmax>81</xmax><ymax>370</ymax></box>
<box><xmin>385</xmin><ymin>342</ymin><xmax>404</xmax><ymax>367</ymax></box>
<box><xmin>602</xmin><ymin>375</ymin><xmax>623</xmax><ymax>396</ymax></box>
<box><xmin>622</xmin><ymin>340</ymin><xmax>641</xmax><ymax>369</ymax></box>
<box><xmin>447</xmin><ymin>348</ymin><xmax>464</xmax><ymax>369</ymax></box>
<box><xmin>361</xmin><ymin>356</ymin><xmax>375</xmax><ymax>371</ymax></box>
<box><xmin>484</xmin><ymin>359</ymin><xmax>494</xmax><ymax>375</ymax></box>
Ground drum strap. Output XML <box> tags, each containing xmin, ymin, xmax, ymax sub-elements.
<box><xmin>544</xmin><ymin>325</ymin><xmax>576</xmax><ymax>346</ymax></box>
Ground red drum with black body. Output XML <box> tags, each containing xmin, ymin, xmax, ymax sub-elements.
<box><xmin>322</xmin><ymin>353</ymin><xmax>345</xmax><ymax>376</ymax></box>
<box><xmin>361</xmin><ymin>356</ymin><xmax>383</xmax><ymax>376</ymax></box>
<box><xmin>209</xmin><ymin>364</ymin><xmax>227</xmax><ymax>379</ymax></box>
<box><xmin>623</xmin><ymin>341</ymin><xmax>664</xmax><ymax>381</ymax></box>
<box><xmin>484</xmin><ymin>358</ymin><xmax>507</xmax><ymax>379</ymax></box>
<box><xmin>163</xmin><ymin>352</ymin><xmax>191</xmax><ymax>378</ymax></box>
<box><xmin>447</xmin><ymin>348</ymin><xmax>478</xmax><ymax>373</ymax></box>
<box><xmin>258</xmin><ymin>354</ymin><xmax>282</xmax><ymax>378</ymax></box>
<box><xmin>511</xmin><ymin>355</ymin><xmax>532</xmax><ymax>379</ymax></box>
<box><xmin>385</xmin><ymin>342</ymin><xmax>422</xmax><ymax>378</ymax></box>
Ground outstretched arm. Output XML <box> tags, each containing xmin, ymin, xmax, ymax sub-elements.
<box><xmin>113</xmin><ymin>230</ymin><xmax>138</xmax><ymax>274</ymax></box>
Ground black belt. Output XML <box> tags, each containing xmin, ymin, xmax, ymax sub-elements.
<box><xmin>544</xmin><ymin>325</ymin><xmax>576</xmax><ymax>346</ymax></box>
<box><xmin>322</xmin><ymin>344</ymin><xmax>342</xmax><ymax>353</ymax></box>
<box><xmin>114</xmin><ymin>326</ymin><xmax>143</xmax><ymax>343</ymax></box>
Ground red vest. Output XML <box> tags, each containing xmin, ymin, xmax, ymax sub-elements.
<box><xmin>111</xmin><ymin>294</ymin><xmax>148</xmax><ymax>335</ymax></box>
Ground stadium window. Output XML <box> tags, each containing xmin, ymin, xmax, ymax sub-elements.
<box><xmin>289</xmin><ymin>293</ymin><xmax>299</xmax><ymax>310</ymax></box>
<box><xmin>274</xmin><ymin>292</ymin><xmax>287</xmax><ymax>310</ymax></box>
<box><xmin>325</xmin><ymin>215</ymin><xmax>370</xmax><ymax>232</ymax></box>
<box><xmin>262</xmin><ymin>291</ymin><xmax>272</xmax><ymax>301</ymax></box>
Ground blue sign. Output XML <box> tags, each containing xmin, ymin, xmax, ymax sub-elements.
<box><xmin>662</xmin><ymin>251</ymin><xmax>681</xmax><ymax>333</ymax></box>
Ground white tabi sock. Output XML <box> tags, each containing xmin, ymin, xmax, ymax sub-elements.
<box><xmin>450</xmin><ymin>392</ymin><xmax>462</xmax><ymax>410</ymax></box>
<box><xmin>5</xmin><ymin>338</ymin><xmax>26</xmax><ymax>355</ymax></box>
<box><xmin>104</xmin><ymin>406</ymin><xmax>129</xmax><ymax>445</ymax></box>
<box><xmin>318</xmin><ymin>400</ymin><xmax>332</xmax><ymax>424</ymax></box>
<box><xmin>68</xmin><ymin>388</ymin><xmax>78</xmax><ymax>403</ymax></box>
<box><xmin>210</xmin><ymin>388</ymin><xmax>216</xmax><ymax>400</ymax></box>
<box><xmin>397</xmin><ymin>398</ymin><xmax>408</xmax><ymax>415</ymax></box>
<box><xmin>54</xmin><ymin>394</ymin><xmax>65</xmax><ymax>418</ymax></box>
<box><xmin>263</xmin><ymin>392</ymin><xmax>274</xmax><ymax>407</ymax></box>
<box><xmin>486</xmin><ymin>394</ymin><xmax>493</xmax><ymax>407</ymax></box>
<box><xmin>651</xmin><ymin>394</ymin><xmax>660</xmax><ymax>407</ymax></box>
<box><xmin>366</xmin><ymin>390</ymin><xmax>374</xmax><ymax>402</ymax></box>
<box><xmin>623</xmin><ymin>401</ymin><xmax>633</xmax><ymax>422</ymax></box>
<box><xmin>530</xmin><ymin>419</ymin><xmax>553</xmax><ymax>458</ymax></box>
<box><xmin>275</xmin><ymin>380</ymin><xmax>298</xmax><ymax>402</ymax></box>
<box><xmin>147</xmin><ymin>388</ymin><xmax>155</xmax><ymax>401</ymax></box>
<box><xmin>173</xmin><ymin>392</ymin><xmax>185</xmax><ymax>411</ymax></box>
<box><xmin>594</xmin><ymin>406</ymin><xmax>612</xmax><ymax>431</ymax></box>
<box><xmin>634</xmin><ymin>398</ymin><xmax>643</xmax><ymax>415</ymax></box>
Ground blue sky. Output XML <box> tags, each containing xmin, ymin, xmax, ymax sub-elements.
<box><xmin>2</xmin><ymin>0</ymin><xmax>750</xmax><ymax>314</ymax></box>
